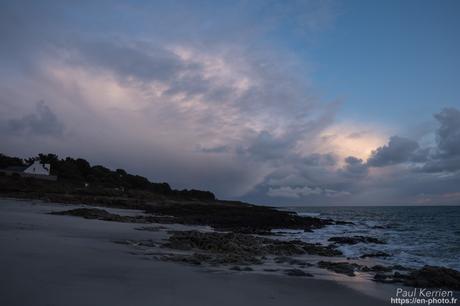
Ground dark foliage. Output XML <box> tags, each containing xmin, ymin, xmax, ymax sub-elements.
<box><xmin>0</xmin><ymin>154</ymin><xmax>24</xmax><ymax>168</ymax></box>
<box><xmin>0</xmin><ymin>153</ymin><xmax>215</xmax><ymax>201</ymax></box>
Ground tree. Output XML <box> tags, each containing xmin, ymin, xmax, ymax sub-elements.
<box><xmin>0</xmin><ymin>154</ymin><xmax>24</xmax><ymax>168</ymax></box>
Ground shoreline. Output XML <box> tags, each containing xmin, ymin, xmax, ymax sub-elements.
<box><xmin>0</xmin><ymin>198</ymin><xmax>400</xmax><ymax>306</ymax></box>
<box><xmin>1</xmin><ymin>198</ymin><xmax>459</xmax><ymax>305</ymax></box>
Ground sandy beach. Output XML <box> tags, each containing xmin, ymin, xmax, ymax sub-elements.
<box><xmin>0</xmin><ymin>198</ymin><xmax>402</xmax><ymax>306</ymax></box>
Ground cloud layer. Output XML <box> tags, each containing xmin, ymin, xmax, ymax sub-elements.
<box><xmin>1</xmin><ymin>1</ymin><xmax>459</xmax><ymax>205</ymax></box>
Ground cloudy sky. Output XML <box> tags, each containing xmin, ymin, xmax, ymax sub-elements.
<box><xmin>1</xmin><ymin>0</ymin><xmax>459</xmax><ymax>205</ymax></box>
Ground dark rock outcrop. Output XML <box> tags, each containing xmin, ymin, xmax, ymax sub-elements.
<box><xmin>230</xmin><ymin>266</ymin><xmax>253</xmax><ymax>271</ymax></box>
<box><xmin>51</xmin><ymin>208</ymin><xmax>173</xmax><ymax>224</ymax></box>
<box><xmin>156</xmin><ymin>230</ymin><xmax>341</xmax><ymax>268</ymax></box>
<box><xmin>361</xmin><ymin>265</ymin><xmax>393</xmax><ymax>273</ymax></box>
<box><xmin>50</xmin><ymin>202</ymin><xmax>335</xmax><ymax>235</ymax></box>
<box><xmin>373</xmin><ymin>273</ymin><xmax>392</xmax><ymax>282</ymax></box>
<box><xmin>328</xmin><ymin>236</ymin><xmax>385</xmax><ymax>245</ymax></box>
<box><xmin>146</xmin><ymin>202</ymin><xmax>334</xmax><ymax>233</ymax></box>
<box><xmin>372</xmin><ymin>265</ymin><xmax>460</xmax><ymax>290</ymax></box>
<box><xmin>164</xmin><ymin>230</ymin><xmax>342</xmax><ymax>258</ymax></box>
<box><xmin>284</xmin><ymin>269</ymin><xmax>313</xmax><ymax>277</ymax></box>
<box><xmin>360</xmin><ymin>251</ymin><xmax>390</xmax><ymax>258</ymax></box>
<box><xmin>391</xmin><ymin>264</ymin><xmax>413</xmax><ymax>271</ymax></box>
<box><xmin>403</xmin><ymin>266</ymin><xmax>460</xmax><ymax>290</ymax></box>
<box><xmin>274</xmin><ymin>256</ymin><xmax>313</xmax><ymax>267</ymax></box>
<box><xmin>318</xmin><ymin>261</ymin><xmax>361</xmax><ymax>276</ymax></box>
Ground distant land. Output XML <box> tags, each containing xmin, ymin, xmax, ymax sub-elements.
<box><xmin>0</xmin><ymin>152</ymin><xmax>332</xmax><ymax>234</ymax></box>
<box><xmin>0</xmin><ymin>153</ymin><xmax>216</xmax><ymax>202</ymax></box>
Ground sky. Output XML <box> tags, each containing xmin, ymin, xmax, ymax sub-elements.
<box><xmin>1</xmin><ymin>0</ymin><xmax>459</xmax><ymax>206</ymax></box>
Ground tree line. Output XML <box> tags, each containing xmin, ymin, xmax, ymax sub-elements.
<box><xmin>0</xmin><ymin>153</ymin><xmax>215</xmax><ymax>201</ymax></box>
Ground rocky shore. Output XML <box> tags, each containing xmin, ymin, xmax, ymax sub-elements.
<box><xmin>2</xmin><ymin>156</ymin><xmax>459</xmax><ymax>305</ymax></box>
<box><xmin>1</xmin><ymin>198</ymin><xmax>397</xmax><ymax>306</ymax></box>
<box><xmin>51</xmin><ymin>202</ymin><xmax>337</xmax><ymax>234</ymax></box>
<box><xmin>3</xmin><ymin>170</ymin><xmax>460</xmax><ymax>293</ymax></box>
<box><xmin>52</xmin><ymin>206</ymin><xmax>460</xmax><ymax>291</ymax></box>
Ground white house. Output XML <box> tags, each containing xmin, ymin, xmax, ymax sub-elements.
<box><xmin>24</xmin><ymin>160</ymin><xmax>51</xmax><ymax>176</ymax></box>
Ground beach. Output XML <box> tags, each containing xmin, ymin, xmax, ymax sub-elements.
<box><xmin>0</xmin><ymin>198</ymin><xmax>397</xmax><ymax>306</ymax></box>
<box><xmin>2</xmin><ymin>1</ymin><xmax>459</xmax><ymax>304</ymax></box>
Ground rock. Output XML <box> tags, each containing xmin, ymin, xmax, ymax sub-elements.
<box><xmin>403</xmin><ymin>266</ymin><xmax>460</xmax><ymax>290</ymax></box>
<box><xmin>145</xmin><ymin>202</ymin><xmax>334</xmax><ymax>233</ymax></box>
<box><xmin>51</xmin><ymin>208</ymin><xmax>173</xmax><ymax>224</ymax></box>
<box><xmin>360</xmin><ymin>251</ymin><xmax>390</xmax><ymax>258</ymax></box>
<box><xmin>393</xmin><ymin>271</ymin><xmax>408</xmax><ymax>280</ymax></box>
<box><xmin>373</xmin><ymin>272</ymin><xmax>405</xmax><ymax>284</ymax></box>
<box><xmin>263</xmin><ymin>268</ymin><xmax>280</xmax><ymax>272</ymax></box>
<box><xmin>284</xmin><ymin>269</ymin><xmax>313</xmax><ymax>277</ymax></box>
<box><xmin>230</xmin><ymin>266</ymin><xmax>253</xmax><ymax>271</ymax></box>
<box><xmin>373</xmin><ymin>273</ymin><xmax>389</xmax><ymax>281</ymax></box>
<box><xmin>274</xmin><ymin>256</ymin><xmax>312</xmax><ymax>266</ymax></box>
<box><xmin>274</xmin><ymin>256</ymin><xmax>291</xmax><ymax>263</ymax></box>
<box><xmin>52</xmin><ymin>208</ymin><xmax>127</xmax><ymax>220</ymax></box>
<box><xmin>164</xmin><ymin>231</ymin><xmax>342</xmax><ymax>259</ymax></box>
<box><xmin>372</xmin><ymin>266</ymin><xmax>460</xmax><ymax>289</ymax></box>
<box><xmin>391</xmin><ymin>264</ymin><xmax>412</xmax><ymax>271</ymax></box>
<box><xmin>362</xmin><ymin>265</ymin><xmax>393</xmax><ymax>273</ymax></box>
<box><xmin>158</xmin><ymin>231</ymin><xmax>341</xmax><ymax>268</ymax></box>
<box><xmin>328</xmin><ymin>236</ymin><xmax>385</xmax><ymax>245</ymax></box>
<box><xmin>318</xmin><ymin>261</ymin><xmax>360</xmax><ymax>276</ymax></box>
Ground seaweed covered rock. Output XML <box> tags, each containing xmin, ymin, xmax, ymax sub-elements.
<box><xmin>164</xmin><ymin>230</ymin><xmax>342</xmax><ymax>258</ymax></box>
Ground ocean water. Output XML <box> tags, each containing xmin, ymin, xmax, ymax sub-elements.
<box><xmin>280</xmin><ymin>206</ymin><xmax>460</xmax><ymax>271</ymax></box>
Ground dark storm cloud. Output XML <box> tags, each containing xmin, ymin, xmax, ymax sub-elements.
<box><xmin>364</xmin><ymin>108</ymin><xmax>460</xmax><ymax>172</ymax></box>
<box><xmin>434</xmin><ymin>107</ymin><xmax>460</xmax><ymax>157</ymax></box>
<box><xmin>5</xmin><ymin>101</ymin><xmax>64</xmax><ymax>136</ymax></box>
<box><xmin>421</xmin><ymin>157</ymin><xmax>460</xmax><ymax>173</ymax></box>
<box><xmin>419</xmin><ymin>108</ymin><xmax>460</xmax><ymax>173</ymax></box>
<box><xmin>341</xmin><ymin>156</ymin><xmax>368</xmax><ymax>178</ymax></box>
<box><xmin>367</xmin><ymin>136</ymin><xmax>419</xmax><ymax>167</ymax></box>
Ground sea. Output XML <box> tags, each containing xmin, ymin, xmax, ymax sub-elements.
<box><xmin>279</xmin><ymin>206</ymin><xmax>460</xmax><ymax>271</ymax></box>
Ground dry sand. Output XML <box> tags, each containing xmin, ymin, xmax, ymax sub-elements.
<box><xmin>0</xmin><ymin>198</ymin><xmax>394</xmax><ymax>306</ymax></box>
